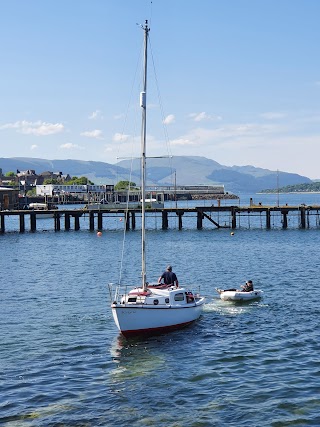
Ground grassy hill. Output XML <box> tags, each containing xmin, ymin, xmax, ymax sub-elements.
<box><xmin>0</xmin><ymin>156</ymin><xmax>312</xmax><ymax>193</ymax></box>
<box><xmin>261</xmin><ymin>182</ymin><xmax>320</xmax><ymax>193</ymax></box>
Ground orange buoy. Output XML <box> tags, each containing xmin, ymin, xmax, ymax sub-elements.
<box><xmin>97</xmin><ymin>231</ymin><xmax>102</xmax><ymax>237</ymax></box>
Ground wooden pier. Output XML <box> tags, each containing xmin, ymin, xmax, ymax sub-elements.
<box><xmin>1</xmin><ymin>204</ymin><xmax>320</xmax><ymax>233</ymax></box>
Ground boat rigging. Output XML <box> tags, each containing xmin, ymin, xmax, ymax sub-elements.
<box><xmin>110</xmin><ymin>20</ymin><xmax>205</xmax><ymax>338</ymax></box>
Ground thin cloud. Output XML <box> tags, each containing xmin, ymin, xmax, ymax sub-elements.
<box><xmin>113</xmin><ymin>114</ymin><xmax>125</xmax><ymax>120</ymax></box>
<box><xmin>30</xmin><ymin>144</ymin><xmax>38</xmax><ymax>150</ymax></box>
<box><xmin>0</xmin><ymin>122</ymin><xmax>20</xmax><ymax>130</ymax></box>
<box><xmin>163</xmin><ymin>114</ymin><xmax>175</xmax><ymax>125</ymax></box>
<box><xmin>260</xmin><ymin>112</ymin><xmax>287</xmax><ymax>120</ymax></box>
<box><xmin>189</xmin><ymin>112</ymin><xmax>222</xmax><ymax>122</ymax></box>
<box><xmin>171</xmin><ymin>123</ymin><xmax>282</xmax><ymax>150</ymax></box>
<box><xmin>113</xmin><ymin>132</ymin><xmax>130</xmax><ymax>142</ymax></box>
<box><xmin>200</xmin><ymin>123</ymin><xmax>279</xmax><ymax>139</ymax></box>
<box><xmin>0</xmin><ymin>120</ymin><xmax>64</xmax><ymax>136</ymax></box>
<box><xmin>60</xmin><ymin>143</ymin><xmax>84</xmax><ymax>150</ymax></box>
<box><xmin>80</xmin><ymin>129</ymin><xmax>104</xmax><ymax>139</ymax></box>
<box><xmin>171</xmin><ymin>138</ymin><xmax>196</xmax><ymax>146</ymax></box>
<box><xmin>88</xmin><ymin>110</ymin><xmax>103</xmax><ymax>120</ymax></box>
<box><xmin>300</xmin><ymin>114</ymin><xmax>320</xmax><ymax>123</ymax></box>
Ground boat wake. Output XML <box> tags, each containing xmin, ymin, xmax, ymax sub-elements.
<box><xmin>204</xmin><ymin>298</ymin><xmax>267</xmax><ymax>316</ymax></box>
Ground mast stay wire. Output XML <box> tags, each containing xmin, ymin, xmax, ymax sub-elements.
<box><xmin>148</xmin><ymin>35</ymin><xmax>177</xmax><ymax>249</ymax></box>
<box><xmin>148</xmin><ymin>38</ymin><xmax>174</xmax><ymax>165</ymax></box>
<box><xmin>117</xmin><ymin>38</ymin><xmax>145</xmax><ymax>287</ymax></box>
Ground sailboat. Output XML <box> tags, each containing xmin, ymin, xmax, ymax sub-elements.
<box><xmin>111</xmin><ymin>21</ymin><xmax>205</xmax><ymax>338</ymax></box>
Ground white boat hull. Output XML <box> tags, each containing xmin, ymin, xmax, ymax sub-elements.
<box><xmin>28</xmin><ymin>202</ymin><xmax>58</xmax><ymax>218</ymax></box>
<box><xmin>219</xmin><ymin>290</ymin><xmax>263</xmax><ymax>301</ymax></box>
<box><xmin>112</xmin><ymin>291</ymin><xmax>205</xmax><ymax>337</ymax></box>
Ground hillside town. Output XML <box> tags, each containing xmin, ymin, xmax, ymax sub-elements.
<box><xmin>0</xmin><ymin>168</ymin><xmax>114</xmax><ymax>209</ymax></box>
<box><xmin>0</xmin><ymin>168</ymin><xmax>236</xmax><ymax>210</ymax></box>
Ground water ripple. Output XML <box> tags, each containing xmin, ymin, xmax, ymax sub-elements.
<box><xmin>2</xmin><ymin>228</ymin><xmax>320</xmax><ymax>425</ymax></box>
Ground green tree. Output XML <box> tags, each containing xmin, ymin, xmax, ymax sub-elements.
<box><xmin>43</xmin><ymin>178</ymin><xmax>59</xmax><ymax>185</ymax></box>
<box><xmin>115</xmin><ymin>180</ymin><xmax>137</xmax><ymax>190</ymax></box>
<box><xmin>26</xmin><ymin>188</ymin><xmax>36</xmax><ymax>196</ymax></box>
<box><xmin>65</xmin><ymin>176</ymin><xmax>94</xmax><ymax>185</ymax></box>
<box><xmin>262</xmin><ymin>182</ymin><xmax>320</xmax><ymax>193</ymax></box>
<box><xmin>5</xmin><ymin>171</ymin><xmax>15</xmax><ymax>177</ymax></box>
<box><xmin>42</xmin><ymin>176</ymin><xmax>94</xmax><ymax>185</ymax></box>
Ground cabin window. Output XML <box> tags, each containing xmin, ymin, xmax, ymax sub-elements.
<box><xmin>165</xmin><ymin>298</ymin><xmax>169</xmax><ymax>304</ymax></box>
<box><xmin>128</xmin><ymin>297</ymin><xmax>137</xmax><ymax>302</ymax></box>
<box><xmin>174</xmin><ymin>293</ymin><xmax>185</xmax><ymax>302</ymax></box>
<box><xmin>153</xmin><ymin>299</ymin><xmax>159</xmax><ymax>305</ymax></box>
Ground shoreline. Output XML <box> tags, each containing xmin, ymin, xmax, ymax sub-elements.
<box><xmin>257</xmin><ymin>191</ymin><xmax>320</xmax><ymax>195</ymax></box>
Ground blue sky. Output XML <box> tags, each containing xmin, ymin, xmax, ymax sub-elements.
<box><xmin>1</xmin><ymin>0</ymin><xmax>320</xmax><ymax>178</ymax></box>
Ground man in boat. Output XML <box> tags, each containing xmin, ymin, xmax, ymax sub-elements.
<box><xmin>216</xmin><ymin>280</ymin><xmax>254</xmax><ymax>294</ymax></box>
<box><xmin>240</xmin><ymin>280</ymin><xmax>254</xmax><ymax>292</ymax></box>
<box><xmin>158</xmin><ymin>265</ymin><xmax>179</xmax><ymax>287</ymax></box>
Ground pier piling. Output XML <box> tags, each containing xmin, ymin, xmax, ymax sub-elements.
<box><xmin>89</xmin><ymin>212</ymin><xmax>95</xmax><ymax>231</ymax></box>
<box><xmin>162</xmin><ymin>211</ymin><xmax>168</xmax><ymax>230</ymax></box>
<box><xmin>300</xmin><ymin>207</ymin><xmax>306</xmax><ymax>229</ymax></box>
<box><xmin>65</xmin><ymin>213</ymin><xmax>70</xmax><ymax>231</ymax></box>
<box><xmin>97</xmin><ymin>213</ymin><xmax>102</xmax><ymax>230</ymax></box>
<box><xmin>54</xmin><ymin>213</ymin><xmax>61</xmax><ymax>231</ymax></box>
<box><xmin>282</xmin><ymin>211</ymin><xmax>288</xmax><ymax>229</ymax></box>
<box><xmin>177</xmin><ymin>211</ymin><xmax>184</xmax><ymax>230</ymax></box>
<box><xmin>266</xmin><ymin>209</ymin><xmax>271</xmax><ymax>229</ymax></box>
<box><xmin>30</xmin><ymin>213</ymin><xmax>36</xmax><ymax>232</ymax></box>
<box><xmin>74</xmin><ymin>215</ymin><xmax>80</xmax><ymax>231</ymax></box>
<box><xmin>197</xmin><ymin>211</ymin><xmax>203</xmax><ymax>229</ymax></box>
<box><xmin>125</xmin><ymin>212</ymin><xmax>130</xmax><ymax>231</ymax></box>
<box><xmin>131</xmin><ymin>212</ymin><xmax>136</xmax><ymax>230</ymax></box>
<box><xmin>19</xmin><ymin>213</ymin><xmax>25</xmax><ymax>233</ymax></box>
<box><xmin>231</xmin><ymin>208</ymin><xmax>237</xmax><ymax>229</ymax></box>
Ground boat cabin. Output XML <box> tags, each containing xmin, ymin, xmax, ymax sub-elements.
<box><xmin>123</xmin><ymin>287</ymin><xmax>195</xmax><ymax>306</ymax></box>
<box><xmin>28</xmin><ymin>203</ymin><xmax>49</xmax><ymax>210</ymax></box>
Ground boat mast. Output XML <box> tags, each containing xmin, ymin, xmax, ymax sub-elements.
<box><xmin>140</xmin><ymin>20</ymin><xmax>149</xmax><ymax>291</ymax></box>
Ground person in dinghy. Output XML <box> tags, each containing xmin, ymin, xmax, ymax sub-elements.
<box><xmin>216</xmin><ymin>280</ymin><xmax>254</xmax><ymax>294</ymax></box>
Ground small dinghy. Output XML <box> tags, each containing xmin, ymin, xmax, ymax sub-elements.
<box><xmin>215</xmin><ymin>288</ymin><xmax>263</xmax><ymax>301</ymax></box>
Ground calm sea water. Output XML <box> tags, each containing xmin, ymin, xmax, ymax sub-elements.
<box><xmin>1</xmin><ymin>194</ymin><xmax>320</xmax><ymax>426</ymax></box>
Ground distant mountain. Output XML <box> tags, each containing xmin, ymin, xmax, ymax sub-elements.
<box><xmin>207</xmin><ymin>168</ymin><xmax>309</xmax><ymax>193</ymax></box>
<box><xmin>116</xmin><ymin>156</ymin><xmax>312</xmax><ymax>193</ymax></box>
<box><xmin>0</xmin><ymin>156</ymin><xmax>312</xmax><ymax>193</ymax></box>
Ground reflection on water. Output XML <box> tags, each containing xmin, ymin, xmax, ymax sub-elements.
<box><xmin>109</xmin><ymin>335</ymin><xmax>166</xmax><ymax>381</ymax></box>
